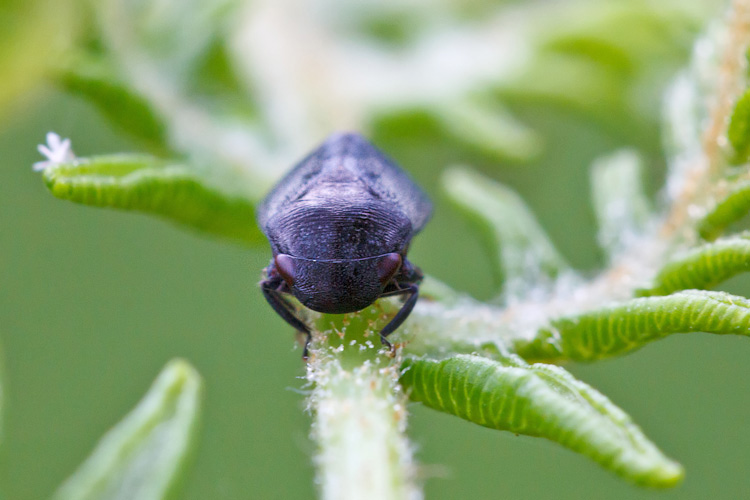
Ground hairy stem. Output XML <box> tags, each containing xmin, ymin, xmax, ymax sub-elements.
<box><xmin>704</xmin><ymin>0</ymin><xmax>750</xmax><ymax>175</ymax></box>
<box><xmin>664</xmin><ymin>0</ymin><xmax>750</xmax><ymax>237</ymax></box>
<box><xmin>306</xmin><ymin>306</ymin><xmax>420</xmax><ymax>500</ymax></box>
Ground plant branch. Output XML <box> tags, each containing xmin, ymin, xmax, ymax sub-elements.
<box><xmin>705</xmin><ymin>0</ymin><xmax>750</xmax><ymax>175</ymax></box>
<box><xmin>664</xmin><ymin>0</ymin><xmax>750</xmax><ymax>238</ymax></box>
<box><xmin>306</xmin><ymin>306</ymin><xmax>420</xmax><ymax>500</ymax></box>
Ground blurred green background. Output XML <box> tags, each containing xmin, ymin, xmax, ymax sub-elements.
<box><xmin>4</xmin><ymin>0</ymin><xmax>750</xmax><ymax>499</ymax></box>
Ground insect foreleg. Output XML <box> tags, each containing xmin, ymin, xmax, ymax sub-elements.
<box><xmin>378</xmin><ymin>283</ymin><xmax>419</xmax><ymax>352</ymax></box>
<box><xmin>261</xmin><ymin>279</ymin><xmax>313</xmax><ymax>358</ymax></box>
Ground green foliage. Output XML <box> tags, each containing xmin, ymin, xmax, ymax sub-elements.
<box><xmin>52</xmin><ymin>360</ymin><xmax>203</xmax><ymax>500</ymax></box>
<box><xmin>698</xmin><ymin>180</ymin><xmax>750</xmax><ymax>240</ymax></box>
<box><xmin>638</xmin><ymin>234</ymin><xmax>750</xmax><ymax>296</ymax></box>
<box><xmin>432</xmin><ymin>98</ymin><xmax>541</xmax><ymax>162</ymax></box>
<box><xmin>40</xmin><ymin>153</ymin><xmax>263</xmax><ymax>246</ymax></box>
<box><xmin>442</xmin><ymin>166</ymin><xmax>569</xmax><ymax>295</ymax></box>
<box><xmin>57</xmin><ymin>56</ymin><xmax>172</xmax><ymax>156</ymax></box>
<box><xmin>589</xmin><ymin>150</ymin><xmax>651</xmax><ymax>257</ymax></box>
<box><xmin>496</xmin><ymin>2</ymin><xmax>706</xmax><ymax>148</ymax></box>
<box><xmin>26</xmin><ymin>0</ymin><xmax>750</xmax><ymax>498</ymax></box>
<box><xmin>516</xmin><ymin>291</ymin><xmax>750</xmax><ymax>362</ymax></box>
<box><xmin>400</xmin><ymin>354</ymin><xmax>682</xmax><ymax>487</ymax></box>
<box><xmin>728</xmin><ymin>88</ymin><xmax>750</xmax><ymax>164</ymax></box>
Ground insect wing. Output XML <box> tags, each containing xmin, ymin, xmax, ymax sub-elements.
<box><xmin>347</xmin><ymin>138</ymin><xmax>433</xmax><ymax>233</ymax></box>
<box><xmin>256</xmin><ymin>147</ymin><xmax>325</xmax><ymax>233</ymax></box>
<box><xmin>257</xmin><ymin>133</ymin><xmax>433</xmax><ymax>234</ymax></box>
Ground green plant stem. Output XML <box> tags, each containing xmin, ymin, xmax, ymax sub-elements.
<box><xmin>307</xmin><ymin>306</ymin><xmax>419</xmax><ymax>500</ymax></box>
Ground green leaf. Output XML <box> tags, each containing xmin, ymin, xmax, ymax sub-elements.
<box><xmin>544</xmin><ymin>36</ymin><xmax>634</xmax><ymax>77</ymax></box>
<box><xmin>698</xmin><ymin>180</ymin><xmax>750</xmax><ymax>241</ymax></box>
<box><xmin>497</xmin><ymin>54</ymin><xmax>627</xmax><ymax>133</ymax></box>
<box><xmin>637</xmin><ymin>234</ymin><xmax>750</xmax><ymax>296</ymax></box>
<box><xmin>185</xmin><ymin>37</ymin><xmax>261</xmax><ymax>121</ymax></box>
<box><xmin>727</xmin><ymin>88</ymin><xmax>750</xmax><ymax>164</ymax></box>
<box><xmin>53</xmin><ymin>359</ymin><xmax>203</xmax><ymax>500</ymax></box>
<box><xmin>515</xmin><ymin>290</ymin><xmax>750</xmax><ymax>362</ymax></box>
<box><xmin>442</xmin><ymin>166</ymin><xmax>569</xmax><ymax>296</ymax></box>
<box><xmin>539</xmin><ymin>3</ymin><xmax>697</xmax><ymax>75</ymax></box>
<box><xmin>432</xmin><ymin>98</ymin><xmax>541</xmax><ymax>163</ymax></box>
<box><xmin>401</xmin><ymin>354</ymin><xmax>683</xmax><ymax>488</ymax></box>
<box><xmin>590</xmin><ymin>149</ymin><xmax>651</xmax><ymax>257</ymax></box>
<box><xmin>40</xmin><ymin>154</ymin><xmax>264</xmax><ymax>246</ymax></box>
<box><xmin>57</xmin><ymin>56</ymin><xmax>171</xmax><ymax>156</ymax></box>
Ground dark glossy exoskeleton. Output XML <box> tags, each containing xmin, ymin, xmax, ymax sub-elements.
<box><xmin>258</xmin><ymin>132</ymin><xmax>432</xmax><ymax>358</ymax></box>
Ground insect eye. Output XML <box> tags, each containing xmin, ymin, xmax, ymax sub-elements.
<box><xmin>274</xmin><ymin>254</ymin><xmax>296</xmax><ymax>286</ymax></box>
<box><xmin>377</xmin><ymin>253</ymin><xmax>402</xmax><ymax>286</ymax></box>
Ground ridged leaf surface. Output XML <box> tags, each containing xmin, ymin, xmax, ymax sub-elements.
<box><xmin>40</xmin><ymin>154</ymin><xmax>263</xmax><ymax>246</ymax></box>
<box><xmin>401</xmin><ymin>354</ymin><xmax>683</xmax><ymax>487</ymax></box>
<box><xmin>638</xmin><ymin>235</ymin><xmax>750</xmax><ymax>296</ymax></box>
<box><xmin>53</xmin><ymin>360</ymin><xmax>203</xmax><ymax>500</ymax></box>
<box><xmin>698</xmin><ymin>181</ymin><xmax>750</xmax><ymax>241</ymax></box>
<box><xmin>442</xmin><ymin>166</ymin><xmax>569</xmax><ymax>296</ymax></box>
<box><xmin>516</xmin><ymin>291</ymin><xmax>750</xmax><ymax>362</ymax></box>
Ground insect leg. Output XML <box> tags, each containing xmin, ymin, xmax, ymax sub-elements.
<box><xmin>378</xmin><ymin>283</ymin><xmax>419</xmax><ymax>352</ymax></box>
<box><xmin>260</xmin><ymin>279</ymin><xmax>312</xmax><ymax>359</ymax></box>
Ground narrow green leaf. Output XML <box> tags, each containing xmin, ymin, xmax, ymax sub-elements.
<box><xmin>728</xmin><ymin>88</ymin><xmax>750</xmax><ymax>164</ymax></box>
<box><xmin>497</xmin><ymin>54</ymin><xmax>626</xmax><ymax>131</ymax></box>
<box><xmin>53</xmin><ymin>359</ymin><xmax>203</xmax><ymax>500</ymax></box>
<box><xmin>515</xmin><ymin>290</ymin><xmax>750</xmax><ymax>362</ymax></box>
<box><xmin>590</xmin><ymin>149</ymin><xmax>651</xmax><ymax>257</ymax></box>
<box><xmin>544</xmin><ymin>36</ymin><xmax>633</xmax><ymax>76</ymax></box>
<box><xmin>637</xmin><ymin>234</ymin><xmax>750</xmax><ymax>296</ymax></box>
<box><xmin>185</xmin><ymin>37</ymin><xmax>261</xmax><ymax>121</ymax></box>
<box><xmin>503</xmin><ymin>3</ymin><xmax>702</xmax><ymax>144</ymax></box>
<box><xmin>539</xmin><ymin>4</ymin><xmax>696</xmax><ymax>76</ymax></box>
<box><xmin>58</xmin><ymin>58</ymin><xmax>171</xmax><ymax>156</ymax></box>
<box><xmin>442</xmin><ymin>166</ymin><xmax>569</xmax><ymax>296</ymax></box>
<box><xmin>698</xmin><ymin>180</ymin><xmax>750</xmax><ymax>240</ymax></box>
<box><xmin>663</xmin><ymin>72</ymin><xmax>702</xmax><ymax>162</ymax></box>
<box><xmin>432</xmin><ymin>98</ymin><xmax>541</xmax><ymax>163</ymax></box>
<box><xmin>39</xmin><ymin>153</ymin><xmax>264</xmax><ymax>246</ymax></box>
<box><xmin>401</xmin><ymin>354</ymin><xmax>683</xmax><ymax>488</ymax></box>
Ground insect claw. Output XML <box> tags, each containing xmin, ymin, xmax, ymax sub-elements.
<box><xmin>379</xmin><ymin>334</ymin><xmax>397</xmax><ymax>358</ymax></box>
<box><xmin>300</xmin><ymin>330</ymin><xmax>312</xmax><ymax>361</ymax></box>
<box><xmin>387</xmin><ymin>343</ymin><xmax>397</xmax><ymax>358</ymax></box>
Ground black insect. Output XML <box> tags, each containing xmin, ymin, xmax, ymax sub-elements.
<box><xmin>258</xmin><ymin>132</ymin><xmax>432</xmax><ymax>358</ymax></box>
